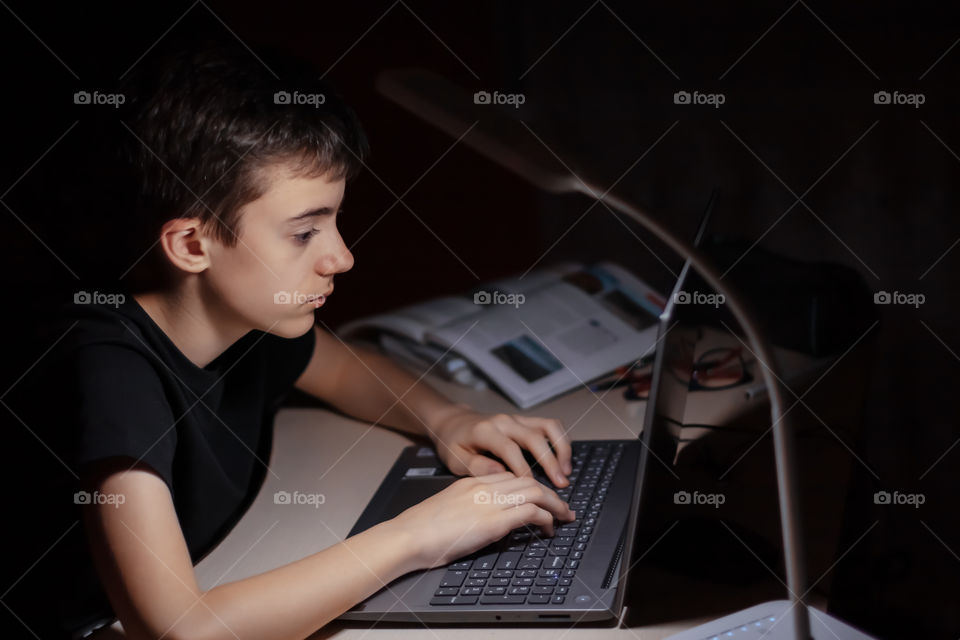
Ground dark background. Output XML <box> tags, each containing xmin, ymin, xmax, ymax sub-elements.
<box><xmin>2</xmin><ymin>1</ymin><xmax>959</xmax><ymax>638</ymax></box>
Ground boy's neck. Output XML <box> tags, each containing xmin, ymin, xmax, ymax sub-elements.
<box><xmin>133</xmin><ymin>285</ymin><xmax>250</xmax><ymax>370</ymax></box>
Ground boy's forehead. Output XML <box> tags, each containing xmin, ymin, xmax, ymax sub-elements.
<box><xmin>254</xmin><ymin>161</ymin><xmax>345</xmax><ymax>213</ymax></box>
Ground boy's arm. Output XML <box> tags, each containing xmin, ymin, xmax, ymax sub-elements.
<box><xmin>82</xmin><ymin>459</ymin><xmax>420</xmax><ymax>640</ymax></box>
<box><xmin>293</xmin><ymin>326</ymin><xmax>573</xmax><ymax>484</ymax></box>
<box><xmin>293</xmin><ymin>325</ymin><xmax>465</xmax><ymax>440</ymax></box>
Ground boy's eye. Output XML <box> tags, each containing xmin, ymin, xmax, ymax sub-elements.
<box><xmin>294</xmin><ymin>228</ymin><xmax>320</xmax><ymax>244</ymax></box>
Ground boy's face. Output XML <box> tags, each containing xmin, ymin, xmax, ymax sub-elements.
<box><xmin>204</xmin><ymin>161</ymin><xmax>354</xmax><ymax>338</ymax></box>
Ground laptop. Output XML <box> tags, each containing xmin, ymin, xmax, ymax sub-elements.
<box><xmin>338</xmin><ymin>195</ymin><xmax>716</xmax><ymax>624</ymax></box>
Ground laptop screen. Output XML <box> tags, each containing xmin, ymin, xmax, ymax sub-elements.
<box><xmin>615</xmin><ymin>191</ymin><xmax>716</xmax><ymax>587</ymax></box>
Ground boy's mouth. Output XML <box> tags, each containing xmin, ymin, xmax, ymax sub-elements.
<box><xmin>307</xmin><ymin>290</ymin><xmax>331</xmax><ymax>308</ymax></box>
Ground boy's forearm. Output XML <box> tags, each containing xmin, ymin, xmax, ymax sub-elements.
<box><xmin>186</xmin><ymin>519</ymin><xmax>420</xmax><ymax>640</ymax></box>
<box><xmin>323</xmin><ymin>344</ymin><xmax>465</xmax><ymax>441</ymax></box>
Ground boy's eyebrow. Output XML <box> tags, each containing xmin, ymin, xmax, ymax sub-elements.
<box><xmin>287</xmin><ymin>206</ymin><xmax>337</xmax><ymax>222</ymax></box>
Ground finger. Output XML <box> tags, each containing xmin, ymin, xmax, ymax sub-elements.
<box><xmin>475</xmin><ymin>419</ymin><xmax>533</xmax><ymax>479</ymax></box>
<box><xmin>508</xmin><ymin>424</ymin><xmax>569</xmax><ymax>487</ymax></box>
<box><xmin>506</xmin><ymin>481</ymin><xmax>576</xmax><ymax>523</ymax></box>
<box><xmin>515</xmin><ymin>415</ymin><xmax>573</xmax><ymax>476</ymax></box>
<box><xmin>502</xmin><ymin>502</ymin><xmax>556</xmax><ymax>537</ymax></box>
<box><xmin>471</xmin><ymin>471</ymin><xmax>517</xmax><ymax>482</ymax></box>
<box><xmin>466</xmin><ymin>452</ymin><xmax>507</xmax><ymax>477</ymax></box>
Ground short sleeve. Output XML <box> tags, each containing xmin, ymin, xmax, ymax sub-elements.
<box><xmin>66</xmin><ymin>343</ymin><xmax>177</xmax><ymax>490</ymax></box>
<box><xmin>261</xmin><ymin>325</ymin><xmax>317</xmax><ymax>408</ymax></box>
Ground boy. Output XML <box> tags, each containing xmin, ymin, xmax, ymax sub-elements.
<box><xmin>5</xmin><ymin>40</ymin><xmax>575</xmax><ymax>639</ymax></box>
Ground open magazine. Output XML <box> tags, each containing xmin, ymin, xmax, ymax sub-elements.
<box><xmin>337</xmin><ymin>261</ymin><xmax>667</xmax><ymax>409</ymax></box>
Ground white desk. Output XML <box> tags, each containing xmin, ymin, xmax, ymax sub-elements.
<box><xmin>93</xmin><ymin>332</ymin><xmax>848</xmax><ymax>639</ymax></box>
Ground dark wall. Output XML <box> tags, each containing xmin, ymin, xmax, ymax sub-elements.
<box><xmin>2</xmin><ymin>2</ymin><xmax>959</xmax><ymax>638</ymax></box>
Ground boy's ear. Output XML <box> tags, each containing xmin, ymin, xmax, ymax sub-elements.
<box><xmin>157</xmin><ymin>217</ymin><xmax>212</xmax><ymax>273</ymax></box>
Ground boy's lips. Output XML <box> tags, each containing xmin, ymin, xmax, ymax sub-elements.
<box><xmin>306</xmin><ymin>289</ymin><xmax>332</xmax><ymax>308</ymax></box>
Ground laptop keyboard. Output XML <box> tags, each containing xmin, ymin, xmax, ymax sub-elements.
<box><xmin>430</xmin><ymin>441</ymin><xmax>624</xmax><ymax>606</ymax></box>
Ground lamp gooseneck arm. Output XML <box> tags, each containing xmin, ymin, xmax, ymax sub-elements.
<box><xmin>580</xmin><ymin>183</ymin><xmax>811</xmax><ymax>640</ymax></box>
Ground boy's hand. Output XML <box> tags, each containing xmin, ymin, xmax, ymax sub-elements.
<box><xmin>389</xmin><ymin>472</ymin><xmax>577</xmax><ymax>570</ymax></box>
<box><xmin>427</xmin><ymin>404</ymin><xmax>574</xmax><ymax>488</ymax></box>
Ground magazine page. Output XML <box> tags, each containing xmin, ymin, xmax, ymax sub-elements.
<box><xmin>425</xmin><ymin>262</ymin><xmax>666</xmax><ymax>408</ymax></box>
<box><xmin>337</xmin><ymin>262</ymin><xmax>583</xmax><ymax>343</ymax></box>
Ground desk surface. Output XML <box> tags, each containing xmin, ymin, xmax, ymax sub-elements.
<box><xmin>94</xmin><ymin>331</ymin><xmax>839</xmax><ymax>639</ymax></box>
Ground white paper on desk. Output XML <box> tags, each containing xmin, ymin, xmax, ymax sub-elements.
<box><xmin>338</xmin><ymin>261</ymin><xmax>664</xmax><ymax>408</ymax></box>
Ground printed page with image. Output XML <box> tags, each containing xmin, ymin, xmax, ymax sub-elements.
<box><xmin>338</xmin><ymin>262</ymin><xmax>665</xmax><ymax>408</ymax></box>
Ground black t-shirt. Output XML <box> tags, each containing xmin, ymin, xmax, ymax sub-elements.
<box><xmin>4</xmin><ymin>292</ymin><xmax>316</xmax><ymax>639</ymax></box>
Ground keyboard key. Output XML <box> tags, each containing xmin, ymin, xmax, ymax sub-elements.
<box><xmin>464</xmin><ymin>578</ymin><xmax>486</xmax><ymax>587</ymax></box>
<box><xmin>492</xmin><ymin>569</ymin><xmax>513</xmax><ymax>579</ymax></box>
<box><xmin>469</xmin><ymin>571</ymin><xmax>490</xmax><ymax>579</ymax></box>
<box><xmin>509</xmin><ymin>586</ymin><xmax>530</xmax><ymax>595</ymax></box>
<box><xmin>449</xmin><ymin>561</ymin><xmax>472</xmax><ymax>570</ymax></box>
<box><xmin>460</xmin><ymin>587</ymin><xmax>482</xmax><ymax>596</ymax></box>
<box><xmin>532</xmin><ymin>585</ymin><xmax>554</xmax><ymax>594</ymax></box>
<box><xmin>439</xmin><ymin>571</ymin><xmax>466</xmax><ymax>587</ymax></box>
<box><xmin>496</xmin><ymin>552</ymin><xmax>521</xmax><ymax>569</ymax></box>
<box><xmin>512</xmin><ymin>577</ymin><xmax>533</xmax><ymax>586</ymax></box>
<box><xmin>518</xmin><ymin>559</ymin><xmax>541</xmax><ymax>569</ymax></box>
<box><xmin>488</xmin><ymin>578</ymin><xmax>510</xmax><ymax>587</ymax></box>
<box><xmin>545</xmin><ymin>556</ymin><xmax>565</xmax><ymax>569</ymax></box>
<box><xmin>430</xmin><ymin>595</ymin><xmax>478</xmax><ymax>605</ymax></box>
<box><xmin>479</xmin><ymin>594</ymin><xmax>526</xmax><ymax>605</ymax></box>
<box><xmin>435</xmin><ymin>587</ymin><xmax>458</xmax><ymax>596</ymax></box>
<box><xmin>472</xmin><ymin>552</ymin><xmax>499</xmax><ymax>571</ymax></box>
<box><xmin>551</xmin><ymin>595</ymin><xmax>566</xmax><ymax>604</ymax></box>
<box><xmin>484</xmin><ymin>586</ymin><xmax>506</xmax><ymax>595</ymax></box>
<box><xmin>527</xmin><ymin>594</ymin><xmax>551</xmax><ymax>604</ymax></box>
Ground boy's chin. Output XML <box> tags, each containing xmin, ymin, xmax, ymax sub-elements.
<box><xmin>265</xmin><ymin>311</ymin><xmax>316</xmax><ymax>339</ymax></box>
